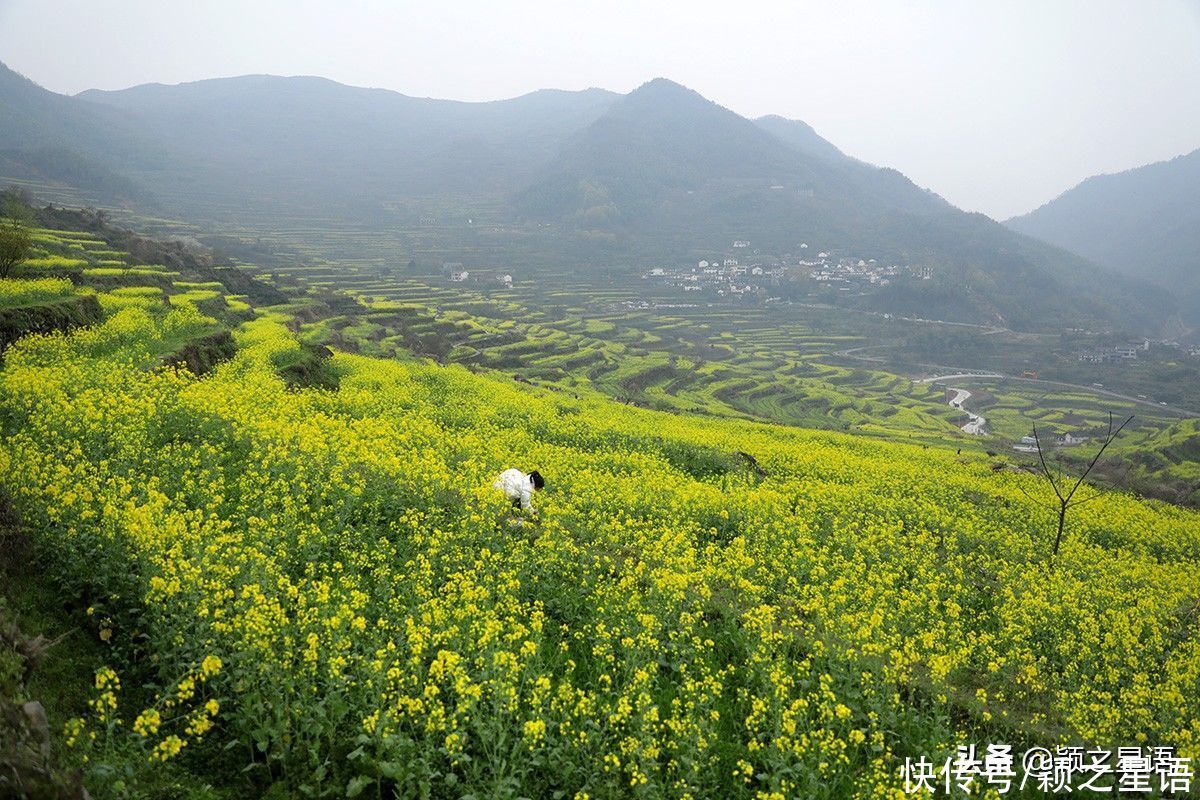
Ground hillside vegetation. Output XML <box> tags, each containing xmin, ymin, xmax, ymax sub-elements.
<box><xmin>0</xmin><ymin>62</ymin><xmax>1175</xmax><ymax>332</ymax></box>
<box><xmin>1007</xmin><ymin>148</ymin><xmax>1200</xmax><ymax>322</ymax></box>
<box><xmin>2</xmin><ymin>273</ymin><xmax>1199</xmax><ymax>798</ymax></box>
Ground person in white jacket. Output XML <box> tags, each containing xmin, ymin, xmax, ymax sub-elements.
<box><xmin>493</xmin><ymin>468</ymin><xmax>545</xmax><ymax>512</ymax></box>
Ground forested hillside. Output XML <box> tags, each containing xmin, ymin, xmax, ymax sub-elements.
<box><xmin>1008</xmin><ymin>148</ymin><xmax>1200</xmax><ymax>322</ymax></box>
<box><xmin>0</xmin><ymin>62</ymin><xmax>1175</xmax><ymax>332</ymax></box>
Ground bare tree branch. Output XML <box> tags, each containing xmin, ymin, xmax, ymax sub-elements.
<box><xmin>1062</xmin><ymin>413</ymin><xmax>1133</xmax><ymax>505</ymax></box>
<box><xmin>1027</xmin><ymin>412</ymin><xmax>1134</xmax><ymax>558</ymax></box>
<box><xmin>1032</xmin><ymin>425</ymin><xmax>1063</xmax><ymax>500</ymax></box>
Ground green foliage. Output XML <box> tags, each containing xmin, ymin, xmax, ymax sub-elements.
<box><xmin>0</xmin><ymin>289</ymin><xmax>102</xmax><ymax>351</ymax></box>
<box><xmin>1</xmin><ymin>187</ymin><xmax>35</xmax><ymax>224</ymax></box>
<box><xmin>1</xmin><ymin>307</ymin><xmax>1197</xmax><ymax>798</ymax></box>
<box><xmin>0</xmin><ymin>220</ymin><xmax>33</xmax><ymax>280</ymax></box>
<box><xmin>1008</xmin><ymin>147</ymin><xmax>1200</xmax><ymax>322</ymax></box>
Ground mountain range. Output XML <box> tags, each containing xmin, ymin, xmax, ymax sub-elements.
<box><xmin>1007</xmin><ymin>149</ymin><xmax>1199</xmax><ymax>321</ymax></box>
<box><xmin>0</xmin><ymin>61</ymin><xmax>1179</xmax><ymax>331</ymax></box>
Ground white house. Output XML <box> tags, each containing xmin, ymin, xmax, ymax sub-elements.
<box><xmin>450</xmin><ymin>270</ymin><xmax>469</xmax><ymax>282</ymax></box>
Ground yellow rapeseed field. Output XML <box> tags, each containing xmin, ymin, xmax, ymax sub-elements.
<box><xmin>2</xmin><ymin>306</ymin><xmax>1198</xmax><ymax>798</ymax></box>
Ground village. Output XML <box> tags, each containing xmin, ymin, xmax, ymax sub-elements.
<box><xmin>1074</xmin><ymin>337</ymin><xmax>1200</xmax><ymax>365</ymax></box>
<box><xmin>637</xmin><ymin>241</ymin><xmax>930</xmax><ymax>299</ymax></box>
<box><xmin>443</xmin><ymin>262</ymin><xmax>513</xmax><ymax>288</ymax></box>
<box><xmin>435</xmin><ymin>241</ymin><xmax>930</xmax><ymax>302</ymax></box>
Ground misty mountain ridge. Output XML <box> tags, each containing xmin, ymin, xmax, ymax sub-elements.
<box><xmin>754</xmin><ymin>114</ymin><xmax>847</xmax><ymax>163</ymax></box>
<box><xmin>1007</xmin><ymin>148</ymin><xmax>1200</xmax><ymax>320</ymax></box>
<box><xmin>0</xmin><ymin>63</ymin><xmax>1176</xmax><ymax>330</ymax></box>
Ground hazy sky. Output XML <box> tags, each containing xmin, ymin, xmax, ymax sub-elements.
<box><xmin>2</xmin><ymin>0</ymin><xmax>1198</xmax><ymax>218</ymax></box>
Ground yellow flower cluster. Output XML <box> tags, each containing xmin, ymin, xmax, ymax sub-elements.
<box><xmin>0</xmin><ymin>276</ymin><xmax>79</xmax><ymax>306</ymax></box>
<box><xmin>3</xmin><ymin>310</ymin><xmax>1198</xmax><ymax>798</ymax></box>
<box><xmin>64</xmin><ymin>656</ymin><xmax>224</xmax><ymax>767</ymax></box>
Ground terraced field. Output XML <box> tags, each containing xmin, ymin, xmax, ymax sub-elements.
<box><xmin>277</xmin><ymin>273</ymin><xmax>1187</xmax><ymax>463</ymax></box>
<box><xmin>7</xmin><ymin>207</ymin><xmax>1197</xmax><ymax>503</ymax></box>
<box><xmin>6</xmin><ymin>225</ymin><xmax>252</xmax><ymax>352</ymax></box>
<box><xmin>290</xmin><ymin>277</ymin><xmax>962</xmax><ymax>440</ymax></box>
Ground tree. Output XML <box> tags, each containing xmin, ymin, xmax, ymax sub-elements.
<box><xmin>0</xmin><ymin>220</ymin><xmax>32</xmax><ymax>279</ymax></box>
<box><xmin>1021</xmin><ymin>413</ymin><xmax>1134</xmax><ymax>558</ymax></box>
<box><xmin>0</xmin><ymin>187</ymin><xmax>35</xmax><ymax>278</ymax></box>
<box><xmin>0</xmin><ymin>186</ymin><xmax>35</xmax><ymax>220</ymax></box>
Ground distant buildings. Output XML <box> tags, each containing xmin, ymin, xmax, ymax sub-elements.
<box><xmin>643</xmin><ymin>246</ymin><xmax>921</xmax><ymax>301</ymax></box>
<box><xmin>1013</xmin><ymin>431</ymin><xmax>1090</xmax><ymax>452</ymax></box>
<box><xmin>1013</xmin><ymin>435</ymin><xmax>1040</xmax><ymax>453</ymax></box>
<box><xmin>443</xmin><ymin>261</ymin><xmax>520</xmax><ymax>287</ymax></box>
<box><xmin>1076</xmin><ymin>339</ymin><xmax>1149</xmax><ymax>363</ymax></box>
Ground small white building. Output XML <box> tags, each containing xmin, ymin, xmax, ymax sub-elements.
<box><xmin>498</xmin><ymin>274</ymin><xmax>513</xmax><ymax>287</ymax></box>
<box><xmin>450</xmin><ymin>270</ymin><xmax>470</xmax><ymax>282</ymax></box>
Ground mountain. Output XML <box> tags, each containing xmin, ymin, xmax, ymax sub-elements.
<box><xmin>517</xmin><ymin>79</ymin><xmax>955</xmax><ymax>249</ymax></box>
<box><xmin>516</xmin><ymin>79</ymin><xmax>1168</xmax><ymax>329</ymax></box>
<box><xmin>754</xmin><ymin>114</ymin><xmax>847</xmax><ymax>163</ymax></box>
<box><xmin>76</xmin><ymin>75</ymin><xmax>619</xmax><ymax>218</ymax></box>
<box><xmin>0</xmin><ymin>62</ymin><xmax>156</xmax><ymax>199</ymax></box>
<box><xmin>0</xmin><ymin>65</ymin><xmax>1173</xmax><ymax>331</ymax></box>
<box><xmin>1007</xmin><ymin>149</ymin><xmax>1200</xmax><ymax>320</ymax></box>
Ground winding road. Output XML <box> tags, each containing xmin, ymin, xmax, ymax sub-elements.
<box><xmin>946</xmin><ymin>387</ymin><xmax>987</xmax><ymax>435</ymax></box>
